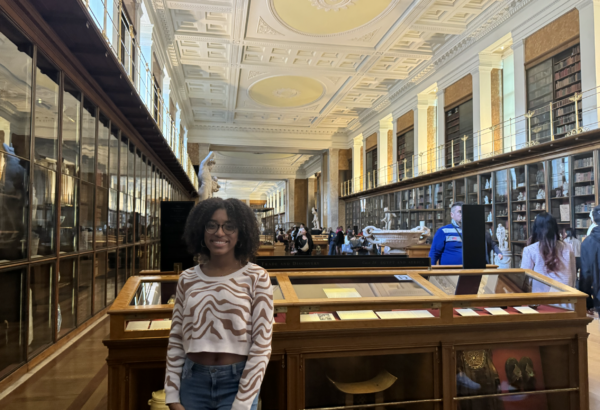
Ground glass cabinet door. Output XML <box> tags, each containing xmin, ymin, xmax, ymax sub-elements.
<box><xmin>416</xmin><ymin>187</ymin><xmax>425</xmax><ymax>210</ymax></box>
<box><xmin>573</xmin><ymin>152</ymin><xmax>595</xmax><ymax>240</ymax></box>
<box><xmin>494</xmin><ymin>170</ymin><xmax>509</xmax><ymax>258</ymax></box>
<box><xmin>433</xmin><ymin>183</ymin><xmax>446</xmax><ymax>231</ymax></box>
<box><xmin>510</xmin><ymin>166</ymin><xmax>527</xmax><ymax>267</ymax></box>
<box><xmin>528</xmin><ymin>162</ymin><xmax>547</xmax><ymax>234</ymax></box>
<box><xmin>425</xmin><ymin>185</ymin><xmax>432</xmax><ymax>209</ymax></box>
<box><xmin>445</xmin><ymin>181</ymin><xmax>454</xmax><ymax>225</ymax></box>
<box><xmin>550</xmin><ymin>157</ymin><xmax>570</xmax><ymax>239</ymax></box>
<box><xmin>480</xmin><ymin>172</ymin><xmax>493</xmax><ymax>241</ymax></box>
<box><xmin>455</xmin><ymin>178</ymin><xmax>466</xmax><ymax>204</ymax></box>
<box><xmin>466</xmin><ymin>176</ymin><xmax>478</xmax><ymax>205</ymax></box>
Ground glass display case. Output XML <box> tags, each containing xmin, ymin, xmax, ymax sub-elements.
<box><xmin>455</xmin><ymin>178</ymin><xmax>466</xmax><ymax>204</ymax></box>
<box><xmin>573</xmin><ymin>152</ymin><xmax>595</xmax><ymax>240</ymax></box>
<box><xmin>480</xmin><ymin>172</ymin><xmax>493</xmax><ymax>240</ymax></box>
<box><xmin>494</xmin><ymin>170</ymin><xmax>509</xmax><ymax>251</ymax></box>
<box><xmin>550</xmin><ymin>156</ymin><xmax>571</xmax><ymax>239</ymax></box>
<box><xmin>510</xmin><ymin>166</ymin><xmax>527</xmax><ymax>267</ymax></box>
<box><xmin>104</xmin><ymin>270</ymin><xmax>590</xmax><ymax>410</ymax></box>
<box><xmin>528</xmin><ymin>162</ymin><xmax>547</xmax><ymax>235</ymax></box>
<box><xmin>466</xmin><ymin>176</ymin><xmax>478</xmax><ymax>205</ymax></box>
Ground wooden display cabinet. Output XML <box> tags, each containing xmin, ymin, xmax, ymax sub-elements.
<box><xmin>105</xmin><ymin>268</ymin><xmax>590</xmax><ymax>410</ymax></box>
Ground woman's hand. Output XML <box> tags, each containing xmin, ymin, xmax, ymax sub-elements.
<box><xmin>168</xmin><ymin>403</ymin><xmax>185</xmax><ymax>410</ymax></box>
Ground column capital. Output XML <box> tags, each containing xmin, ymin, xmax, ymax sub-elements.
<box><xmin>353</xmin><ymin>134</ymin><xmax>364</xmax><ymax>146</ymax></box>
<box><xmin>379</xmin><ymin>114</ymin><xmax>394</xmax><ymax>130</ymax></box>
<box><xmin>478</xmin><ymin>52</ymin><xmax>503</xmax><ymax>71</ymax></box>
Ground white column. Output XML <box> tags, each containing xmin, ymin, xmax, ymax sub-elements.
<box><xmin>362</xmin><ymin>135</ymin><xmax>368</xmax><ymax>190</ymax></box>
<box><xmin>415</xmin><ymin>95</ymin><xmax>431</xmax><ymax>176</ymax></box>
<box><xmin>511</xmin><ymin>39</ymin><xmax>527</xmax><ymax>149</ymax></box>
<box><xmin>378</xmin><ymin>115</ymin><xmax>393</xmax><ymax>186</ymax></box>
<box><xmin>287</xmin><ymin>179</ymin><xmax>295</xmax><ymax>222</ymax></box>
<box><xmin>352</xmin><ymin>135</ymin><xmax>363</xmax><ymax>193</ymax></box>
<box><xmin>474</xmin><ymin>53</ymin><xmax>502</xmax><ymax>159</ymax></box>
<box><xmin>307</xmin><ymin>177</ymin><xmax>316</xmax><ymax>228</ymax></box>
<box><xmin>578</xmin><ymin>0</ymin><xmax>600</xmax><ymax>129</ymax></box>
<box><xmin>502</xmin><ymin>51</ymin><xmax>516</xmax><ymax>153</ymax></box>
<box><xmin>326</xmin><ymin>148</ymin><xmax>339</xmax><ymax>229</ymax></box>
<box><xmin>436</xmin><ymin>88</ymin><xmax>445</xmax><ymax>170</ymax></box>
<box><xmin>162</xmin><ymin>73</ymin><xmax>171</xmax><ymax>139</ymax></box>
<box><xmin>139</xmin><ymin>11</ymin><xmax>153</xmax><ymax>110</ymax></box>
<box><xmin>391</xmin><ymin>116</ymin><xmax>398</xmax><ymax>182</ymax></box>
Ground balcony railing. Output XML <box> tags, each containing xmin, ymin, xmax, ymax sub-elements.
<box><xmin>84</xmin><ymin>0</ymin><xmax>198</xmax><ymax>191</ymax></box>
<box><xmin>341</xmin><ymin>86</ymin><xmax>600</xmax><ymax>197</ymax></box>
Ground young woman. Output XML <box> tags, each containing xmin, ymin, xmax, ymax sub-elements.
<box><xmin>521</xmin><ymin>212</ymin><xmax>575</xmax><ymax>293</ymax></box>
<box><xmin>165</xmin><ymin>198</ymin><xmax>273</xmax><ymax>410</ymax></box>
<box><xmin>563</xmin><ymin>228</ymin><xmax>582</xmax><ymax>280</ymax></box>
<box><xmin>294</xmin><ymin>227</ymin><xmax>313</xmax><ymax>255</ymax></box>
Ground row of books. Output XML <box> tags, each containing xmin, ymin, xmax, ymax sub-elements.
<box><xmin>556</xmin><ymin>82</ymin><xmax>581</xmax><ymax>99</ymax></box>
<box><xmin>576</xmin><ymin>219</ymin><xmax>592</xmax><ymax>228</ymax></box>
<box><xmin>554</xmin><ymin>48</ymin><xmax>580</xmax><ymax>71</ymax></box>
<box><xmin>574</xmin><ymin>185</ymin><xmax>595</xmax><ymax>196</ymax></box>
<box><xmin>575</xmin><ymin>172</ymin><xmax>594</xmax><ymax>183</ymax></box>
<box><xmin>554</xmin><ymin>61</ymin><xmax>581</xmax><ymax>81</ymax></box>
<box><xmin>574</xmin><ymin>157</ymin><xmax>593</xmax><ymax>168</ymax></box>
<box><xmin>575</xmin><ymin>202</ymin><xmax>595</xmax><ymax>213</ymax></box>
<box><xmin>555</xmin><ymin>72</ymin><xmax>581</xmax><ymax>90</ymax></box>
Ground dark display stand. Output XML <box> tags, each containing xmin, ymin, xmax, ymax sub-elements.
<box><xmin>160</xmin><ymin>201</ymin><xmax>195</xmax><ymax>272</ymax></box>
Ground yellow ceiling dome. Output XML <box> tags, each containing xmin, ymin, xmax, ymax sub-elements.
<box><xmin>271</xmin><ymin>0</ymin><xmax>393</xmax><ymax>35</ymax></box>
<box><xmin>248</xmin><ymin>76</ymin><xmax>324</xmax><ymax>108</ymax></box>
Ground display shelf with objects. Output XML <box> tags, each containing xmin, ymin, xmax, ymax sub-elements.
<box><xmin>481</xmin><ymin>172</ymin><xmax>494</xmax><ymax>241</ymax></box>
<box><xmin>510</xmin><ymin>166</ymin><xmax>528</xmax><ymax>267</ymax></box>
<box><xmin>494</xmin><ymin>170</ymin><xmax>509</xmax><ymax>254</ymax></box>
<box><xmin>553</xmin><ymin>44</ymin><xmax>582</xmax><ymax>138</ymax></box>
<box><xmin>455</xmin><ymin>177</ymin><xmax>466</xmax><ymax>204</ymax></box>
<box><xmin>103</xmin><ymin>268</ymin><xmax>591</xmax><ymax>410</ymax></box>
<box><xmin>550</xmin><ymin>156</ymin><xmax>572</xmax><ymax>238</ymax></box>
<box><xmin>528</xmin><ymin>162</ymin><xmax>547</xmax><ymax>236</ymax></box>
<box><xmin>527</xmin><ymin>59</ymin><xmax>553</xmax><ymax>143</ymax></box>
<box><xmin>466</xmin><ymin>175</ymin><xmax>478</xmax><ymax>205</ymax></box>
<box><xmin>573</xmin><ymin>152</ymin><xmax>596</xmax><ymax>240</ymax></box>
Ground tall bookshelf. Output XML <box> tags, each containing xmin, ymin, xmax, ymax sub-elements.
<box><xmin>444</xmin><ymin>100</ymin><xmax>473</xmax><ymax>168</ymax></box>
<box><xmin>397</xmin><ymin>129</ymin><xmax>414</xmax><ymax>180</ymax></box>
<box><xmin>526</xmin><ymin>43</ymin><xmax>581</xmax><ymax>143</ymax></box>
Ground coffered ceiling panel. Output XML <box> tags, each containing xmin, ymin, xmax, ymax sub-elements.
<box><xmin>150</xmin><ymin>0</ymin><xmax>503</xmax><ymax>133</ymax></box>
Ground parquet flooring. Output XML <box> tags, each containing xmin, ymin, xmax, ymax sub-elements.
<box><xmin>0</xmin><ymin>315</ymin><xmax>597</xmax><ymax>409</ymax></box>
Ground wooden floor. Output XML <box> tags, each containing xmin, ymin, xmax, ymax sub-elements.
<box><xmin>0</xmin><ymin>316</ymin><xmax>598</xmax><ymax>409</ymax></box>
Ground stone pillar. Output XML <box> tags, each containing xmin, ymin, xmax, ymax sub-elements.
<box><xmin>474</xmin><ymin>53</ymin><xmax>502</xmax><ymax>160</ymax></box>
<box><xmin>511</xmin><ymin>39</ymin><xmax>527</xmax><ymax>149</ymax></box>
<box><xmin>378</xmin><ymin>115</ymin><xmax>393</xmax><ymax>186</ymax></box>
<box><xmin>307</xmin><ymin>177</ymin><xmax>316</xmax><ymax>229</ymax></box>
<box><xmin>326</xmin><ymin>148</ymin><xmax>339</xmax><ymax>230</ymax></box>
<box><xmin>436</xmin><ymin>88</ymin><xmax>445</xmax><ymax>170</ymax></box>
<box><xmin>415</xmin><ymin>95</ymin><xmax>432</xmax><ymax>176</ymax></box>
<box><xmin>391</xmin><ymin>116</ymin><xmax>398</xmax><ymax>182</ymax></box>
<box><xmin>578</xmin><ymin>0</ymin><xmax>600</xmax><ymax>129</ymax></box>
<box><xmin>286</xmin><ymin>179</ymin><xmax>295</xmax><ymax>223</ymax></box>
<box><xmin>352</xmin><ymin>135</ymin><xmax>363</xmax><ymax>193</ymax></box>
<box><xmin>162</xmin><ymin>73</ymin><xmax>171</xmax><ymax>139</ymax></box>
<box><xmin>139</xmin><ymin>9</ymin><xmax>153</xmax><ymax>109</ymax></box>
<box><xmin>321</xmin><ymin>152</ymin><xmax>327</xmax><ymax>226</ymax></box>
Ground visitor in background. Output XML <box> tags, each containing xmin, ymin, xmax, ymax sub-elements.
<box><xmin>580</xmin><ymin>205</ymin><xmax>600</xmax><ymax>316</ymax></box>
<box><xmin>294</xmin><ymin>227</ymin><xmax>313</xmax><ymax>256</ymax></box>
<box><xmin>485</xmin><ymin>230</ymin><xmax>503</xmax><ymax>265</ymax></box>
<box><xmin>521</xmin><ymin>212</ymin><xmax>575</xmax><ymax>293</ymax></box>
<box><xmin>429</xmin><ymin>202</ymin><xmax>464</xmax><ymax>265</ymax></box>
<box><xmin>327</xmin><ymin>227</ymin><xmax>336</xmax><ymax>255</ymax></box>
<box><xmin>335</xmin><ymin>226</ymin><xmax>345</xmax><ymax>255</ymax></box>
<box><xmin>564</xmin><ymin>228</ymin><xmax>581</xmax><ymax>280</ymax></box>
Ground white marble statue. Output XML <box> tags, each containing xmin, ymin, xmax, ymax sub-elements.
<box><xmin>484</xmin><ymin>195</ymin><xmax>489</xmax><ymax>204</ymax></box>
<box><xmin>536</xmin><ymin>189</ymin><xmax>545</xmax><ymax>199</ymax></box>
<box><xmin>489</xmin><ymin>228</ymin><xmax>493</xmax><ymax>238</ymax></box>
<box><xmin>487</xmin><ymin>212</ymin><xmax>492</xmax><ymax>222</ymax></box>
<box><xmin>312</xmin><ymin>207</ymin><xmax>320</xmax><ymax>230</ymax></box>
<box><xmin>562</xmin><ymin>181</ymin><xmax>569</xmax><ymax>197</ymax></box>
<box><xmin>485</xmin><ymin>179</ymin><xmax>490</xmax><ymax>189</ymax></box>
<box><xmin>517</xmin><ymin>191</ymin><xmax>525</xmax><ymax>201</ymax></box>
<box><xmin>198</xmin><ymin>152</ymin><xmax>216</xmax><ymax>201</ymax></box>
<box><xmin>497</xmin><ymin>223</ymin><xmax>508</xmax><ymax>252</ymax></box>
<box><xmin>381</xmin><ymin>207</ymin><xmax>396</xmax><ymax>230</ymax></box>
<box><xmin>211</xmin><ymin>175</ymin><xmax>220</xmax><ymax>194</ymax></box>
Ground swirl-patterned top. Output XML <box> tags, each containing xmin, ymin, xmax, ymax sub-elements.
<box><xmin>164</xmin><ymin>263</ymin><xmax>274</xmax><ymax>408</ymax></box>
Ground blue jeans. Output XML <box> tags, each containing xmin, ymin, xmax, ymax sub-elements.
<box><xmin>180</xmin><ymin>357</ymin><xmax>259</xmax><ymax>410</ymax></box>
<box><xmin>328</xmin><ymin>242</ymin><xmax>337</xmax><ymax>255</ymax></box>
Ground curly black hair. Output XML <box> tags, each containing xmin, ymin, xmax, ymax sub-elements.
<box><xmin>183</xmin><ymin>197</ymin><xmax>260</xmax><ymax>264</ymax></box>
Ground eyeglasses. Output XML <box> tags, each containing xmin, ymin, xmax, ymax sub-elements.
<box><xmin>205</xmin><ymin>221</ymin><xmax>238</xmax><ymax>235</ymax></box>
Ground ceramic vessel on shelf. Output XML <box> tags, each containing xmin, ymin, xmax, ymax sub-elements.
<box><xmin>362</xmin><ymin>225</ymin><xmax>430</xmax><ymax>255</ymax></box>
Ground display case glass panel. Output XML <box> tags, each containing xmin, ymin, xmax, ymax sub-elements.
<box><xmin>34</xmin><ymin>52</ymin><xmax>59</xmax><ymax>171</ymax></box>
<box><xmin>58</xmin><ymin>258</ymin><xmax>76</xmax><ymax>339</ymax></box>
<box><xmin>127</xmin><ymin>141</ymin><xmax>135</xmax><ymax>194</ymax></box>
<box><xmin>79</xmin><ymin>181</ymin><xmax>94</xmax><ymax>251</ymax></box>
<box><xmin>528</xmin><ymin>162</ymin><xmax>547</xmax><ymax>237</ymax></box>
<box><xmin>119</xmin><ymin>136</ymin><xmax>128</xmax><ymax>192</ymax></box>
<box><xmin>0</xmin><ymin>14</ymin><xmax>32</xmax><ymax>160</ymax></box>
<box><xmin>108</xmin><ymin>188</ymin><xmax>118</xmax><ymax>247</ymax></box>
<box><xmin>455</xmin><ymin>178</ymin><xmax>466</xmax><ymax>204</ymax></box>
<box><xmin>550</xmin><ymin>156</ymin><xmax>570</xmax><ymax>239</ymax></box>
<box><xmin>109</xmin><ymin>127</ymin><xmax>119</xmax><ymax>191</ymax></box>
<box><xmin>0</xmin><ymin>266</ymin><xmax>26</xmax><ymax>376</ymax></box>
<box><xmin>77</xmin><ymin>254</ymin><xmax>93</xmax><ymax>325</ymax></box>
<box><xmin>573</xmin><ymin>152</ymin><xmax>595</xmax><ymax>240</ymax></box>
<box><xmin>117</xmin><ymin>247</ymin><xmax>126</xmax><ymax>291</ymax></box>
<box><xmin>107</xmin><ymin>251</ymin><xmax>117</xmax><ymax>305</ymax></box>
<box><xmin>290</xmin><ymin>276</ymin><xmax>433</xmax><ymax>300</ymax></box>
<box><xmin>480</xmin><ymin>172</ymin><xmax>493</xmax><ymax>237</ymax></box>
<box><xmin>60</xmin><ymin>174</ymin><xmax>78</xmax><ymax>253</ymax></box>
<box><xmin>129</xmin><ymin>281</ymin><xmax>177</xmax><ymax>306</ymax></box>
<box><xmin>81</xmin><ymin>99</ymin><xmax>96</xmax><ymax>184</ymax></box>
<box><xmin>0</xmin><ymin>151</ymin><xmax>30</xmax><ymax>263</ymax></box>
<box><xmin>95</xmin><ymin>186</ymin><xmax>107</xmax><ymax>248</ymax></box>
<box><xmin>32</xmin><ymin>164</ymin><xmax>56</xmax><ymax>257</ymax></box>
<box><xmin>62</xmin><ymin>77</ymin><xmax>80</xmax><ymax>177</ymax></box>
<box><xmin>510</xmin><ymin>166</ymin><xmax>527</xmax><ymax>266</ymax></box>
<box><xmin>455</xmin><ymin>344</ymin><xmax>571</xmax><ymax>410</ymax></box>
<box><xmin>527</xmin><ymin>59</ymin><xmax>553</xmax><ymax>144</ymax></box>
<box><xmin>272</xmin><ymin>278</ymin><xmax>284</xmax><ymax>301</ymax></box>
<box><xmin>466</xmin><ymin>176</ymin><xmax>478</xmax><ymax>205</ymax></box>
<box><xmin>305</xmin><ymin>352</ymin><xmax>436</xmax><ymax>410</ymax></box>
<box><xmin>29</xmin><ymin>262</ymin><xmax>54</xmax><ymax>356</ymax></box>
<box><xmin>97</xmin><ymin>114</ymin><xmax>109</xmax><ymax>187</ymax></box>
<box><xmin>94</xmin><ymin>251</ymin><xmax>106</xmax><ymax>313</ymax></box>
<box><xmin>494</xmin><ymin>170</ymin><xmax>509</xmax><ymax>254</ymax></box>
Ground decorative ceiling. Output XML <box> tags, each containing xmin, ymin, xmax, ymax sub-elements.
<box><xmin>217</xmin><ymin>179</ymin><xmax>284</xmax><ymax>200</ymax></box>
<box><xmin>149</xmin><ymin>0</ymin><xmax>502</xmax><ymax>134</ymax></box>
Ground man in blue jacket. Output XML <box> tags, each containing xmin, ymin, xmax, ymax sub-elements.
<box><xmin>429</xmin><ymin>201</ymin><xmax>464</xmax><ymax>265</ymax></box>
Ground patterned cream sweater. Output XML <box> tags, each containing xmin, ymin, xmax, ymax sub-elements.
<box><xmin>164</xmin><ymin>263</ymin><xmax>273</xmax><ymax>408</ymax></box>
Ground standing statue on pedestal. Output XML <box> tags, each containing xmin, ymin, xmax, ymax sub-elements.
<box><xmin>198</xmin><ymin>152</ymin><xmax>216</xmax><ymax>201</ymax></box>
<box><xmin>495</xmin><ymin>223</ymin><xmax>512</xmax><ymax>269</ymax></box>
<box><xmin>381</xmin><ymin>207</ymin><xmax>395</xmax><ymax>230</ymax></box>
<box><xmin>312</xmin><ymin>207</ymin><xmax>320</xmax><ymax>230</ymax></box>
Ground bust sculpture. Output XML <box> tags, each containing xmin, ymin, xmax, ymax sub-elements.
<box><xmin>198</xmin><ymin>152</ymin><xmax>216</xmax><ymax>201</ymax></box>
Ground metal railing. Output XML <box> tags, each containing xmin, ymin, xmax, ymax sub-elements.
<box><xmin>84</xmin><ymin>0</ymin><xmax>198</xmax><ymax>190</ymax></box>
<box><xmin>341</xmin><ymin>85</ymin><xmax>600</xmax><ymax>197</ymax></box>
